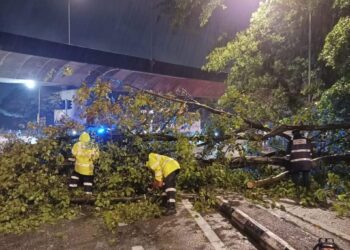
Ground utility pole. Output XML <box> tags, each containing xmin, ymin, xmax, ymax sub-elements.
<box><xmin>68</xmin><ymin>0</ymin><xmax>71</xmax><ymax>45</ymax></box>
<box><xmin>150</xmin><ymin>0</ymin><xmax>154</xmax><ymax>72</ymax></box>
<box><xmin>308</xmin><ymin>1</ymin><xmax>312</xmax><ymax>102</ymax></box>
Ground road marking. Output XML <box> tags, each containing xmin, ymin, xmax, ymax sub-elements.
<box><xmin>131</xmin><ymin>246</ymin><xmax>144</xmax><ymax>250</ymax></box>
<box><xmin>182</xmin><ymin>199</ymin><xmax>226</xmax><ymax>250</ymax></box>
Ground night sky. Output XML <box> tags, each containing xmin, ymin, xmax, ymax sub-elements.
<box><xmin>0</xmin><ymin>0</ymin><xmax>260</xmax><ymax>67</ymax></box>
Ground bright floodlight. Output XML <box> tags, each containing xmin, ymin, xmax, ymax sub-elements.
<box><xmin>23</xmin><ymin>79</ymin><xmax>36</xmax><ymax>89</ymax></box>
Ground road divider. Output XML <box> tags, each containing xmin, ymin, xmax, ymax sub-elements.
<box><xmin>216</xmin><ymin>196</ymin><xmax>295</xmax><ymax>250</ymax></box>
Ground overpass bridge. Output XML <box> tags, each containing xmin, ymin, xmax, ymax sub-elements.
<box><xmin>0</xmin><ymin>0</ymin><xmax>259</xmax><ymax>97</ymax></box>
<box><xmin>0</xmin><ymin>31</ymin><xmax>226</xmax><ymax>100</ymax></box>
<box><xmin>0</xmin><ymin>0</ymin><xmax>259</xmax><ymax>127</ymax></box>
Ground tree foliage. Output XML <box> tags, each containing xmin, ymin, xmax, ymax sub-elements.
<box><xmin>204</xmin><ymin>0</ymin><xmax>338</xmax><ymax>124</ymax></box>
<box><xmin>318</xmin><ymin>79</ymin><xmax>350</xmax><ymax>123</ymax></box>
<box><xmin>0</xmin><ymin>135</ymin><xmax>78</xmax><ymax>233</ymax></box>
<box><xmin>320</xmin><ymin>17</ymin><xmax>350</xmax><ymax>76</ymax></box>
<box><xmin>199</xmin><ymin>0</ymin><xmax>350</xmax><ymax>214</ymax></box>
<box><xmin>158</xmin><ymin>0</ymin><xmax>226</xmax><ymax>27</ymax></box>
<box><xmin>334</xmin><ymin>0</ymin><xmax>350</xmax><ymax>9</ymax></box>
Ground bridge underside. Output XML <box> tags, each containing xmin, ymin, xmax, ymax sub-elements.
<box><xmin>0</xmin><ymin>32</ymin><xmax>226</xmax><ymax>100</ymax></box>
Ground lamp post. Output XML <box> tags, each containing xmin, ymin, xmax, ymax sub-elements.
<box><xmin>307</xmin><ymin>0</ymin><xmax>312</xmax><ymax>103</ymax></box>
<box><xmin>23</xmin><ymin>79</ymin><xmax>40</xmax><ymax>124</ymax></box>
<box><xmin>0</xmin><ymin>78</ymin><xmax>41</xmax><ymax>124</ymax></box>
<box><xmin>68</xmin><ymin>0</ymin><xmax>71</xmax><ymax>45</ymax></box>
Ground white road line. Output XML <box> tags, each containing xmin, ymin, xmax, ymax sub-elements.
<box><xmin>182</xmin><ymin>199</ymin><xmax>226</xmax><ymax>250</ymax></box>
<box><xmin>131</xmin><ymin>246</ymin><xmax>144</xmax><ymax>250</ymax></box>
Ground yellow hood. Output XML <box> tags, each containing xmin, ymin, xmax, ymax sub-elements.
<box><xmin>147</xmin><ymin>153</ymin><xmax>160</xmax><ymax>170</ymax></box>
<box><xmin>79</xmin><ymin>132</ymin><xmax>90</xmax><ymax>143</ymax></box>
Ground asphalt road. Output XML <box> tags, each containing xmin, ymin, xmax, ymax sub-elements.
<box><xmin>3</xmin><ymin>197</ymin><xmax>345</xmax><ymax>250</ymax></box>
<box><xmin>0</xmin><ymin>202</ymin><xmax>257</xmax><ymax>250</ymax></box>
<box><xmin>221</xmin><ymin>194</ymin><xmax>350</xmax><ymax>250</ymax></box>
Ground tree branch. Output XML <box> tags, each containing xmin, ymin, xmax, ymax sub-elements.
<box><xmin>70</xmin><ymin>193</ymin><xmax>198</xmax><ymax>205</ymax></box>
<box><xmin>245</xmin><ymin>154</ymin><xmax>350</xmax><ymax>189</ymax></box>
<box><xmin>247</xmin><ymin>171</ymin><xmax>290</xmax><ymax>189</ymax></box>
<box><xmin>229</xmin><ymin>156</ymin><xmax>289</xmax><ymax>167</ymax></box>
<box><xmin>71</xmin><ymin>195</ymin><xmax>147</xmax><ymax>205</ymax></box>
<box><xmin>263</xmin><ymin>124</ymin><xmax>350</xmax><ymax>140</ymax></box>
<box><xmin>126</xmin><ymin>84</ymin><xmax>269</xmax><ymax>131</ymax></box>
<box><xmin>126</xmin><ymin>85</ymin><xmax>350</xmax><ymax>144</ymax></box>
<box><xmin>208</xmin><ymin>154</ymin><xmax>350</xmax><ymax>169</ymax></box>
<box><xmin>313</xmin><ymin>154</ymin><xmax>350</xmax><ymax>166</ymax></box>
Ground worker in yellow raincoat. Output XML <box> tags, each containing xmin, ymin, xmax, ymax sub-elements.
<box><xmin>69</xmin><ymin>132</ymin><xmax>99</xmax><ymax>195</ymax></box>
<box><xmin>146</xmin><ymin>153</ymin><xmax>180</xmax><ymax>216</ymax></box>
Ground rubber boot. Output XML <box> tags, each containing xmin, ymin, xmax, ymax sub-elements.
<box><xmin>163</xmin><ymin>202</ymin><xmax>176</xmax><ymax>216</ymax></box>
<box><xmin>160</xmin><ymin>192</ymin><xmax>167</xmax><ymax>207</ymax></box>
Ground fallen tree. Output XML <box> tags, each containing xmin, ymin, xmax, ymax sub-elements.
<box><xmin>3</xmin><ymin>81</ymin><xmax>349</xmax><ymax>235</ymax></box>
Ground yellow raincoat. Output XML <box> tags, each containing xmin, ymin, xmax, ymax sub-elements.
<box><xmin>146</xmin><ymin>153</ymin><xmax>180</xmax><ymax>182</ymax></box>
<box><xmin>72</xmin><ymin>132</ymin><xmax>99</xmax><ymax>176</ymax></box>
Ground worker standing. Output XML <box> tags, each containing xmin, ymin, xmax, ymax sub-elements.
<box><xmin>287</xmin><ymin>130</ymin><xmax>313</xmax><ymax>191</ymax></box>
<box><xmin>146</xmin><ymin>153</ymin><xmax>181</xmax><ymax>216</ymax></box>
<box><xmin>69</xmin><ymin>132</ymin><xmax>99</xmax><ymax>195</ymax></box>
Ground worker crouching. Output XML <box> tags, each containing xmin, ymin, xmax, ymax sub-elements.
<box><xmin>69</xmin><ymin>132</ymin><xmax>99</xmax><ymax>195</ymax></box>
<box><xmin>146</xmin><ymin>153</ymin><xmax>180</xmax><ymax>216</ymax></box>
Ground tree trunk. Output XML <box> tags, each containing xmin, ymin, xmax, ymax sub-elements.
<box><xmin>70</xmin><ymin>195</ymin><xmax>147</xmax><ymax>205</ymax></box>
<box><xmin>247</xmin><ymin>171</ymin><xmax>290</xmax><ymax>189</ymax></box>
<box><xmin>229</xmin><ymin>156</ymin><xmax>289</xmax><ymax>167</ymax></box>
<box><xmin>70</xmin><ymin>193</ymin><xmax>198</xmax><ymax>205</ymax></box>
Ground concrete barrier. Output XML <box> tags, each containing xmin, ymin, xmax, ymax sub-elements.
<box><xmin>216</xmin><ymin>196</ymin><xmax>295</xmax><ymax>250</ymax></box>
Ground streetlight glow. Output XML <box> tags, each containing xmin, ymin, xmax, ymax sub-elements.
<box><xmin>0</xmin><ymin>77</ymin><xmax>37</xmax><ymax>87</ymax></box>
<box><xmin>20</xmin><ymin>79</ymin><xmax>40</xmax><ymax>124</ymax></box>
<box><xmin>23</xmin><ymin>79</ymin><xmax>36</xmax><ymax>89</ymax></box>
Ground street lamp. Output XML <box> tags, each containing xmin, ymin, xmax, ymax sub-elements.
<box><xmin>307</xmin><ymin>0</ymin><xmax>312</xmax><ymax>103</ymax></box>
<box><xmin>68</xmin><ymin>0</ymin><xmax>71</xmax><ymax>45</ymax></box>
<box><xmin>0</xmin><ymin>78</ymin><xmax>41</xmax><ymax>124</ymax></box>
<box><xmin>23</xmin><ymin>79</ymin><xmax>36</xmax><ymax>89</ymax></box>
<box><xmin>23</xmin><ymin>80</ymin><xmax>41</xmax><ymax>124</ymax></box>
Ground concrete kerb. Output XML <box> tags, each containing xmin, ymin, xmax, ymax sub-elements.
<box><xmin>216</xmin><ymin>196</ymin><xmax>296</xmax><ymax>250</ymax></box>
<box><xmin>182</xmin><ymin>199</ymin><xmax>226</xmax><ymax>250</ymax></box>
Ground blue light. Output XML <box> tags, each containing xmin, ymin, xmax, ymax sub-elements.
<box><xmin>72</xmin><ymin>130</ymin><xmax>77</xmax><ymax>136</ymax></box>
<box><xmin>97</xmin><ymin>127</ymin><xmax>105</xmax><ymax>134</ymax></box>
